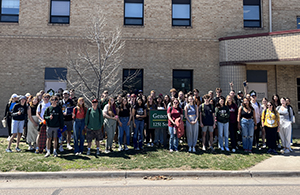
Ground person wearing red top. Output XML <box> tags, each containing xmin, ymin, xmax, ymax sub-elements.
<box><xmin>167</xmin><ymin>98</ymin><xmax>183</xmax><ymax>152</ymax></box>
<box><xmin>72</xmin><ymin>97</ymin><xmax>87</xmax><ymax>155</ymax></box>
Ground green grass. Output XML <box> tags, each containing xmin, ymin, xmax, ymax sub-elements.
<box><xmin>0</xmin><ymin>137</ymin><xmax>286</xmax><ymax>172</ymax></box>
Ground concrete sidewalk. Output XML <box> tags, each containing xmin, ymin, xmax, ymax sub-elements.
<box><xmin>1</xmin><ymin>127</ymin><xmax>300</xmax><ymax>179</ymax></box>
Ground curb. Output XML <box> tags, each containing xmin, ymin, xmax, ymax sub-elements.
<box><xmin>1</xmin><ymin>171</ymin><xmax>300</xmax><ymax>180</ymax></box>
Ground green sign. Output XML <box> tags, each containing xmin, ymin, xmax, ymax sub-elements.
<box><xmin>149</xmin><ymin>109</ymin><xmax>186</xmax><ymax>129</ymax></box>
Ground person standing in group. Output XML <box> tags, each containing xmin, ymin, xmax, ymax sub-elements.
<box><xmin>59</xmin><ymin>90</ymin><xmax>75</xmax><ymax>151</ymax></box>
<box><xmin>226</xmin><ymin>95</ymin><xmax>238</xmax><ymax>152</ymax></box>
<box><xmin>286</xmin><ymin>97</ymin><xmax>295</xmax><ymax>145</ymax></box>
<box><xmin>272</xmin><ymin>94</ymin><xmax>281</xmax><ymax>148</ymax></box>
<box><xmin>43</xmin><ymin>96</ymin><xmax>64</xmax><ymax>157</ymax></box>
<box><xmin>215</xmin><ymin>97</ymin><xmax>230</xmax><ymax>151</ymax></box>
<box><xmin>250</xmin><ymin>91</ymin><xmax>262</xmax><ymax>148</ymax></box>
<box><xmin>4</xmin><ymin>94</ymin><xmax>19</xmax><ymax>141</ymax></box>
<box><xmin>238</xmin><ymin>97</ymin><xmax>257</xmax><ymax>153</ymax></box>
<box><xmin>178</xmin><ymin>91</ymin><xmax>186</xmax><ymax>109</ymax></box>
<box><xmin>117</xmin><ymin>97</ymin><xmax>132</xmax><ymax>151</ymax></box>
<box><xmin>27</xmin><ymin>96</ymin><xmax>40</xmax><ymax>150</ymax></box>
<box><xmin>132</xmin><ymin>97</ymin><xmax>147</xmax><ymax>150</ymax></box>
<box><xmin>72</xmin><ymin>97</ymin><xmax>87</xmax><ymax>155</ymax></box>
<box><xmin>193</xmin><ymin>89</ymin><xmax>201</xmax><ymax>106</ymax></box>
<box><xmin>85</xmin><ymin>99</ymin><xmax>104</xmax><ymax>156</ymax></box>
<box><xmin>103</xmin><ymin>97</ymin><xmax>118</xmax><ymax>153</ymax></box>
<box><xmin>184</xmin><ymin>95</ymin><xmax>199</xmax><ymax>153</ymax></box>
<box><xmin>261</xmin><ymin>102</ymin><xmax>280</xmax><ymax>154</ymax></box>
<box><xmin>276</xmin><ymin>98</ymin><xmax>293</xmax><ymax>154</ymax></box>
<box><xmin>100</xmin><ymin>90</ymin><xmax>109</xmax><ymax>109</ymax></box>
<box><xmin>145</xmin><ymin>95</ymin><xmax>157</xmax><ymax>147</ymax></box>
<box><xmin>167</xmin><ymin>98</ymin><xmax>183</xmax><ymax>152</ymax></box>
<box><xmin>260</xmin><ymin>97</ymin><xmax>268</xmax><ymax>148</ymax></box>
<box><xmin>6</xmin><ymin>96</ymin><xmax>27</xmax><ymax>153</ymax></box>
<box><xmin>163</xmin><ymin>95</ymin><xmax>171</xmax><ymax>109</ymax></box>
<box><xmin>36</xmin><ymin>93</ymin><xmax>51</xmax><ymax>153</ymax></box>
<box><xmin>69</xmin><ymin>89</ymin><xmax>78</xmax><ymax>106</ymax></box>
<box><xmin>154</xmin><ymin>96</ymin><xmax>166</xmax><ymax>147</ymax></box>
<box><xmin>200</xmin><ymin>94</ymin><xmax>216</xmax><ymax>151</ymax></box>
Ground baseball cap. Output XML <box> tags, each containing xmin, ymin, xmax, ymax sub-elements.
<box><xmin>250</xmin><ymin>90</ymin><xmax>257</xmax><ymax>96</ymax></box>
<box><xmin>11</xmin><ymin>94</ymin><xmax>18</xmax><ymax>99</ymax></box>
<box><xmin>238</xmin><ymin>91</ymin><xmax>243</xmax><ymax>95</ymax></box>
<box><xmin>63</xmin><ymin>90</ymin><xmax>70</xmax><ymax>94</ymax></box>
<box><xmin>92</xmin><ymin>99</ymin><xmax>98</xmax><ymax>103</ymax></box>
<box><xmin>138</xmin><ymin>90</ymin><xmax>143</xmax><ymax>93</ymax></box>
<box><xmin>19</xmin><ymin>96</ymin><xmax>27</xmax><ymax>101</ymax></box>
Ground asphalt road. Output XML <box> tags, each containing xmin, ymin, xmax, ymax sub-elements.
<box><xmin>1</xmin><ymin>177</ymin><xmax>300</xmax><ymax>195</ymax></box>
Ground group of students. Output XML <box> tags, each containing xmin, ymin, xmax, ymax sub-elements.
<box><xmin>2</xmin><ymin>84</ymin><xmax>295</xmax><ymax>157</ymax></box>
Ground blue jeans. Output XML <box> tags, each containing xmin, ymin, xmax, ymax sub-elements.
<box><xmin>241</xmin><ymin>118</ymin><xmax>254</xmax><ymax>150</ymax></box>
<box><xmin>118</xmin><ymin>117</ymin><xmax>130</xmax><ymax>146</ymax></box>
<box><xmin>73</xmin><ymin>118</ymin><xmax>85</xmax><ymax>153</ymax></box>
<box><xmin>133</xmin><ymin>120</ymin><xmax>144</xmax><ymax>149</ymax></box>
<box><xmin>168</xmin><ymin>126</ymin><xmax>178</xmax><ymax>150</ymax></box>
<box><xmin>217</xmin><ymin>122</ymin><xmax>229</xmax><ymax>148</ymax></box>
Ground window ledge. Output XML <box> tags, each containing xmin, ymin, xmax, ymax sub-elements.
<box><xmin>123</xmin><ymin>25</ymin><xmax>144</xmax><ymax>28</ymax></box>
<box><xmin>0</xmin><ymin>22</ymin><xmax>19</xmax><ymax>25</ymax></box>
<box><xmin>243</xmin><ymin>27</ymin><xmax>264</xmax><ymax>30</ymax></box>
<box><xmin>172</xmin><ymin>26</ymin><xmax>193</xmax><ymax>29</ymax></box>
<box><xmin>48</xmin><ymin>23</ymin><xmax>70</xmax><ymax>26</ymax></box>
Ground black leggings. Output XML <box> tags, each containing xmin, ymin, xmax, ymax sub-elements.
<box><xmin>265</xmin><ymin>126</ymin><xmax>278</xmax><ymax>150</ymax></box>
<box><xmin>253</xmin><ymin>122</ymin><xmax>261</xmax><ymax>146</ymax></box>
<box><xmin>229</xmin><ymin>122</ymin><xmax>237</xmax><ymax>148</ymax></box>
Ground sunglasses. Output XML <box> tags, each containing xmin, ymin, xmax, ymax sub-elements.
<box><xmin>174</xmin><ymin>102</ymin><xmax>179</xmax><ymax>104</ymax></box>
<box><xmin>44</xmin><ymin>96</ymin><xmax>50</xmax><ymax>99</ymax></box>
<box><xmin>267</xmin><ymin>104</ymin><xmax>272</xmax><ymax>107</ymax></box>
<box><xmin>50</xmin><ymin>99</ymin><xmax>58</xmax><ymax>101</ymax></box>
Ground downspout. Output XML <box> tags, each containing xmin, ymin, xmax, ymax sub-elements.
<box><xmin>269</xmin><ymin>0</ymin><xmax>272</xmax><ymax>32</ymax></box>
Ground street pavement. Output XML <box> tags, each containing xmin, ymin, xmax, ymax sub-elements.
<box><xmin>1</xmin><ymin>127</ymin><xmax>300</xmax><ymax>179</ymax></box>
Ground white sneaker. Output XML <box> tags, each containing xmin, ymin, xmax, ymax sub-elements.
<box><xmin>225</xmin><ymin>147</ymin><xmax>230</xmax><ymax>152</ymax></box>
<box><xmin>202</xmin><ymin>146</ymin><xmax>206</xmax><ymax>151</ymax></box>
<box><xmin>86</xmin><ymin>150</ymin><xmax>90</xmax><ymax>155</ymax></box>
<box><xmin>150</xmin><ymin>143</ymin><xmax>154</xmax><ymax>147</ymax></box>
<box><xmin>118</xmin><ymin>146</ymin><xmax>123</xmax><ymax>151</ymax></box>
<box><xmin>192</xmin><ymin>147</ymin><xmax>196</xmax><ymax>153</ymax></box>
<box><xmin>45</xmin><ymin>151</ymin><xmax>50</xmax><ymax>157</ymax></box>
<box><xmin>96</xmin><ymin>149</ymin><xmax>100</xmax><ymax>155</ymax></box>
<box><xmin>284</xmin><ymin>149</ymin><xmax>290</xmax><ymax>154</ymax></box>
<box><xmin>188</xmin><ymin>147</ymin><xmax>191</xmax><ymax>152</ymax></box>
<box><xmin>59</xmin><ymin>145</ymin><xmax>64</xmax><ymax>152</ymax></box>
<box><xmin>124</xmin><ymin>145</ymin><xmax>129</xmax><ymax>151</ymax></box>
<box><xmin>232</xmin><ymin>148</ymin><xmax>236</xmax><ymax>153</ymax></box>
<box><xmin>237</xmin><ymin>141</ymin><xmax>241</xmax><ymax>145</ymax></box>
<box><xmin>262</xmin><ymin>144</ymin><xmax>266</xmax><ymax>148</ymax></box>
<box><xmin>220</xmin><ymin>147</ymin><xmax>224</xmax><ymax>151</ymax></box>
<box><xmin>67</xmin><ymin>144</ymin><xmax>73</xmax><ymax>150</ymax></box>
<box><xmin>147</xmin><ymin>143</ymin><xmax>151</xmax><ymax>147</ymax></box>
<box><xmin>291</xmin><ymin>143</ymin><xmax>293</xmax><ymax>146</ymax></box>
<box><xmin>105</xmin><ymin>150</ymin><xmax>110</xmax><ymax>154</ymax></box>
<box><xmin>169</xmin><ymin>149</ymin><xmax>173</xmax><ymax>152</ymax></box>
<box><xmin>7</xmin><ymin>136</ymin><xmax>10</xmax><ymax>141</ymax></box>
<box><xmin>53</xmin><ymin>151</ymin><xmax>58</xmax><ymax>157</ymax></box>
<box><xmin>280</xmin><ymin>149</ymin><xmax>285</xmax><ymax>154</ymax></box>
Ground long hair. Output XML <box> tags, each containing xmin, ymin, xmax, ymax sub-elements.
<box><xmin>242</xmin><ymin>97</ymin><xmax>254</xmax><ymax>110</ymax></box>
<box><xmin>266</xmin><ymin>101</ymin><xmax>280</xmax><ymax>121</ymax></box>
<box><xmin>76</xmin><ymin>97</ymin><xmax>86</xmax><ymax>113</ymax></box>
<box><xmin>225</xmin><ymin>95</ymin><xmax>232</xmax><ymax>106</ymax></box>
<box><xmin>108</xmin><ymin>97</ymin><xmax>117</xmax><ymax>116</ymax></box>
<box><xmin>146</xmin><ymin>95</ymin><xmax>156</xmax><ymax>110</ymax></box>
<box><xmin>163</xmin><ymin>95</ymin><xmax>170</xmax><ymax>107</ymax></box>
<box><xmin>29</xmin><ymin>96</ymin><xmax>39</xmax><ymax>107</ymax></box>
<box><xmin>156</xmin><ymin>96</ymin><xmax>164</xmax><ymax>107</ymax></box>
<box><xmin>271</xmin><ymin>94</ymin><xmax>281</xmax><ymax>106</ymax></box>
<box><xmin>216</xmin><ymin>96</ymin><xmax>225</xmax><ymax>108</ymax></box>
<box><xmin>120</xmin><ymin>97</ymin><xmax>129</xmax><ymax>112</ymax></box>
<box><xmin>187</xmin><ymin>95</ymin><xmax>195</xmax><ymax>106</ymax></box>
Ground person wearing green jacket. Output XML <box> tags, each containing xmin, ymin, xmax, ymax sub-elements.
<box><xmin>44</xmin><ymin>96</ymin><xmax>64</xmax><ymax>157</ymax></box>
<box><xmin>85</xmin><ymin>99</ymin><xmax>104</xmax><ymax>156</ymax></box>
<box><xmin>215</xmin><ymin>97</ymin><xmax>230</xmax><ymax>152</ymax></box>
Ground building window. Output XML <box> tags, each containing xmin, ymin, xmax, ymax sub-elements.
<box><xmin>297</xmin><ymin>78</ymin><xmax>300</xmax><ymax>112</ymax></box>
<box><xmin>172</xmin><ymin>0</ymin><xmax>191</xmax><ymax>26</ymax></box>
<box><xmin>243</xmin><ymin>0</ymin><xmax>261</xmax><ymax>28</ymax></box>
<box><xmin>124</xmin><ymin>0</ymin><xmax>143</xmax><ymax>26</ymax></box>
<box><xmin>123</xmin><ymin>69</ymin><xmax>143</xmax><ymax>94</ymax></box>
<box><xmin>50</xmin><ymin>0</ymin><xmax>70</xmax><ymax>24</ymax></box>
<box><xmin>297</xmin><ymin>17</ymin><xmax>300</xmax><ymax>29</ymax></box>
<box><xmin>173</xmin><ymin>70</ymin><xmax>193</xmax><ymax>94</ymax></box>
<box><xmin>0</xmin><ymin>0</ymin><xmax>19</xmax><ymax>23</ymax></box>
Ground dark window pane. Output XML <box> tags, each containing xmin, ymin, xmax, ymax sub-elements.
<box><xmin>173</xmin><ymin>19</ymin><xmax>190</xmax><ymax>26</ymax></box>
<box><xmin>244</xmin><ymin>21</ymin><xmax>261</xmax><ymax>27</ymax></box>
<box><xmin>1</xmin><ymin>15</ymin><xmax>18</xmax><ymax>22</ymax></box>
<box><xmin>298</xmin><ymin>87</ymin><xmax>300</xmax><ymax>101</ymax></box>
<box><xmin>298</xmin><ymin>103</ymin><xmax>300</xmax><ymax>111</ymax></box>
<box><xmin>51</xmin><ymin>16</ymin><xmax>69</xmax><ymax>24</ymax></box>
<box><xmin>173</xmin><ymin>70</ymin><xmax>193</xmax><ymax>93</ymax></box>
<box><xmin>125</xmin><ymin>18</ymin><xmax>143</xmax><ymax>25</ymax></box>
<box><xmin>297</xmin><ymin>17</ymin><xmax>300</xmax><ymax>29</ymax></box>
<box><xmin>173</xmin><ymin>0</ymin><xmax>191</xmax><ymax>4</ymax></box>
<box><xmin>123</xmin><ymin>69</ymin><xmax>143</xmax><ymax>94</ymax></box>
<box><xmin>297</xmin><ymin>78</ymin><xmax>300</xmax><ymax>85</ymax></box>
<box><xmin>125</xmin><ymin>0</ymin><xmax>143</xmax><ymax>3</ymax></box>
<box><xmin>244</xmin><ymin>0</ymin><xmax>260</xmax><ymax>5</ymax></box>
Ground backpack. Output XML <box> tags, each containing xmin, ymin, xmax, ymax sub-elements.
<box><xmin>200</xmin><ymin>103</ymin><xmax>213</xmax><ymax>117</ymax></box>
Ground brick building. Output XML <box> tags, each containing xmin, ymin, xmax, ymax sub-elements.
<box><xmin>0</xmin><ymin>0</ymin><xmax>300</xmax><ymax>129</ymax></box>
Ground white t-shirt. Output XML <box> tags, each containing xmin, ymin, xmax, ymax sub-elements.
<box><xmin>251</xmin><ymin>101</ymin><xmax>262</xmax><ymax>123</ymax></box>
<box><xmin>37</xmin><ymin>102</ymin><xmax>51</xmax><ymax>122</ymax></box>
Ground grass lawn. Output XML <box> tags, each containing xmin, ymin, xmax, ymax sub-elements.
<box><xmin>1</xmin><ymin>136</ymin><xmax>292</xmax><ymax>172</ymax></box>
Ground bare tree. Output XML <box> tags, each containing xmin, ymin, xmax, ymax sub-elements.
<box><xmin>63</xmin><ymin>10</ymin><xmax>140</xmax><ymax>104</ymax></box>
